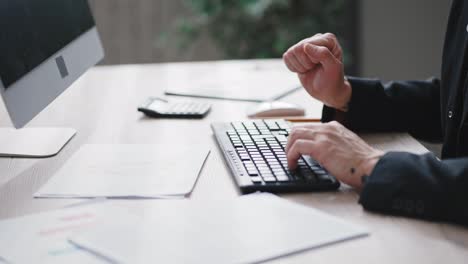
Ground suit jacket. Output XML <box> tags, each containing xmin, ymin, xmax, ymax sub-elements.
<box><xmin>322</xmin><ymin>0</ymin><xmax>468</xmax><ymax>225</ymax></box>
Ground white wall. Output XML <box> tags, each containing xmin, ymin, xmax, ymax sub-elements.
<box><xmin>360</xmin><ymin>0</ymin><xmax>451</xmax><ymax>81</ymax></box>
<box><xmin>360</xmin><ymin>0</ymin><xmax>452</xmax><ymax>156</ymax></box>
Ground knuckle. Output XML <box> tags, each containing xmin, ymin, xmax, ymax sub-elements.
<box><xmin>288</xmin><ymin>129</ymin><xmax>300</xmax><ymax>140</ymax></box>
<box><xmin>318</xmin><ymin>137</ymin><xmax>332</xmax><ymax>148</ymax></box>
<box><xmin>294</xmin><ymin>139</ymin><xmax>308</xmax><ymax>150</ymax></box>
<box><xmin>322</xmin><ymin>122</ymin><xmax>334</xmax><ymax>130</ymax></box>
<box><xmin>329</xmin><ymin>120</ymin><xmax>341</xmax><ymax>127</ymax></box>
<box><xmin>298</xmin><ymin>49</ymin><xmax>308</xmax><ymax>60</ymax></box>
<box><xmin>298</xmin><ymin>38</ymin><xmax>309</xmax><ymax>45</ymax></box>
<box><xmin>321</xmin><ymin>129</ymin><xmax>335</xmax><ymax>137</ymax></box>
<box><xmin>293</xmin><ymin>44</ymin><xmax>303</xmax><ymax>53</ymax></box>
<box><xmin>318</xmin><ymin>124</ymin><xmax>333</xmax><ymax>133</ymax></box>
<box><xmin>320</xmin><ymin>128</ymin><xmax>336</xmax><ymax>140</ymax></box>
<box><xmin>327</xmin><ymin>121</ymin><xmax>343</xmax><ymax>131</ymax></box>
<box><xmin>295</xmin><ymin>139</ymin><xmax>306</xmax><ymax>145</ymax></box>
<box><xmin>295</xmin><ymin>50</ymin><xmax>307</xmax><ymax>62</ymax></box>
<box><xmin>324</xmin><ymin>32</ymin><xmax>337</xmax><ymax>40</ymax></box>
<box><xmin>306</xmin><ymin>129</ymin><xmax>317</xmax><ymax>138</ymax></box>
<box><xmin>315</xmin><ymin>46</ymin><xmax>328</xmax><ymax>56</ymax></box>
<box><xmin>290</xmin><ymin>140</ymin><xmax>301</xmax><ymax>152</ymax></box>
<box><xmin>290</xmin><ymin>127</ymin><xmax>300</xmax><ymax>135</ymax></box>
<box><xmin>303</xmin><ymin>36</ymin><xmax>314</xmax><ymax>43</ymax></box>
<box><xmin>292</xmin><ymin>127</ymin><xmax>306</xmax><ymax>137</ymax></box>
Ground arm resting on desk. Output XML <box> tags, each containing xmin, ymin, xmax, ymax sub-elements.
<box><xmin>322</xmin><ymin>77</ymin><xmax>443</xmax><ymax>142</ymax></box>
<box><xmin>359</xmin><ymin>152</ymin><xmax>468</xmax><ymax>225</ymax></box>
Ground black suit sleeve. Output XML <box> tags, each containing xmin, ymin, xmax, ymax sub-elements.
<box><xmin>321</xmin><ymin>77</ymin><xmax>468</xmax><ymax>224</ymax></box>
<box><xmin>322</xmin><ymin>77</ymin><xmax>443</xmax><ymax>142</ymax></box>
<box><xmin>360</xmin><ymin>152</ymin><xmax>468</xmax><ymax>225</ymax></box>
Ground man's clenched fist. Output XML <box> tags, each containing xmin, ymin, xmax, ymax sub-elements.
<box><xmin>283</xmin><ymin>33</ymin><xmax>352</xmax><ymax>112</ymax></box>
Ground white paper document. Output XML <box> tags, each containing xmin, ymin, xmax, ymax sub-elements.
<box><xmin>0</xmin><ymin>202</ymin><xmax>129</xmax><ymax>264</ymax></box>
<box><xmin>35</xmin><ymin>144</ymin><xmax>210</xmax><ymax>199</ymax></box>
<box><xmin>164</xmin><ymin>61</ymin><xmax>302</xmax><ymax>102</ymax></box>
<box><xmin>71</xmin><ymin>193</ymin><xmax>368</xmax><ymax>264</ymax></box>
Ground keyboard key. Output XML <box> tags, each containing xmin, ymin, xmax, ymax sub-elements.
<box><xmin>272</xmin><ymin>169</ymin><xmax>285</xmax><ymax>174</ymax></box>
<box><xmin>246</xmin><ymin>168</ymin><xmax>257</xmax><ymax>174</ymax></box>
<box><xmin>250</xmin><ymin>176</ymin><xmax>263</xmax><ymax>183</ymax></box>
<box><xmin>263</xmin><ymin>177</ymin><xmax>277</xmax><ymax>183</ymax></box>
<box><xmin>244</xmin><ymin>161</ymin><xmax>254</xmax><ymax>166</ymax></box>
<box><xmin>277</xmin><ymin>121</ymin><xmax>290</xmax><ymax>130</ymax></box>
<box><xmin>317</xmin><ymin>174</ymin><xmax>332</xmax><ymax>183</ymax></box>
<box><xmin>240</xmin><ymin>156</ymin><xmax>250</xmax><ymax>161</ymax></box>
<box><xmin>314</xmin><ymin>169</ymin><xmax>327</xmax><ymax>175</ymax></box>
<box><xmin>304</xmin><ymin>173</ymin><xmax>317</xmax><ymax>182</ymax></box>
<box><xmin>261</xmin><ymin>173</ymin><xmax>274</xmax><ymax>179</ymax></box>
<box><xmin>247</xmin><ymin>171</ymin><xmax>259</xmax><ymax>176</ymax></box>
<box><xmin>258</xmin><ymin>166</ymin><xmax>271</xmax><ymax>171</ymax></box>
<box><xmin>270</xmin><ymin>165</ymin><xmax>282</xmax><ymax>169</ymax></box>
<box><xmin>276</xmin><ymin>175</ymin><xmax>290</xmax><ymax>182</ymax></box>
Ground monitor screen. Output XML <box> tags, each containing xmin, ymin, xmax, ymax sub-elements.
<box><xmin>0</xmin><ymin>0</ymin><xmax>95</xmax><ymax>88</ymax></box>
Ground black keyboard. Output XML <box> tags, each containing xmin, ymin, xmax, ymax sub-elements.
<box><xmin>212</xmin><ymin>120</ymin><xmax>340</xmax><ymax>194</ymax></box>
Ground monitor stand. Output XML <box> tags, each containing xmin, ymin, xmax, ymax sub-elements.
<box><xmin>0</xmin><ymin>128</ymin><xmax>76</xmax><ymax>158</ymax></box>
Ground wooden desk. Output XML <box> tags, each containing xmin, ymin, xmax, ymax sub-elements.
<box><xmin>0</xmin><ymin>59</ymin><xmax>467</xmax><ymax>263</ymax></box>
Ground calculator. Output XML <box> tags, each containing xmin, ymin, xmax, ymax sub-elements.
<box><xmin>138</xmin><ymin>97</ymin><xmax>211</xmax><ymax>119</ymax></box>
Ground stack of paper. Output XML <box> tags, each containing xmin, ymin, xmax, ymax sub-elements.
<box><xmin>35</xmin><ymin>144</ymin><xmax>210</xmax><ymax>199</ymax></box>
<box><xmin>70</xmin><ymin>193</ymin><xmax>368</xmax><ymax>263</ymax></box>
<box><xmin>0</xmin><ymin>202</ymin><xmax>128</xmax><ymax>263</ymax></box>
<box><xmin>0</xmin><ymin>194</ymin><xmax>368</xmax><ymax>263</ymax></box>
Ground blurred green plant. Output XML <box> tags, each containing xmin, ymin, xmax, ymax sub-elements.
<box><xmin>161</xmin><ymin>0</ymin><xmax>356</xmax><ymax>69</ymax></box>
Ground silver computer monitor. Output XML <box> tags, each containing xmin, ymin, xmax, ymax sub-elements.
<box><xmin>0</xmin><ymin>0</ymin><xmax>104</xmax><ymax>129</ymax></box>
<box><xmin>0</xmin><ymin>0</ymin><xmax>103</xmax><ymax>158</ymax></box>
